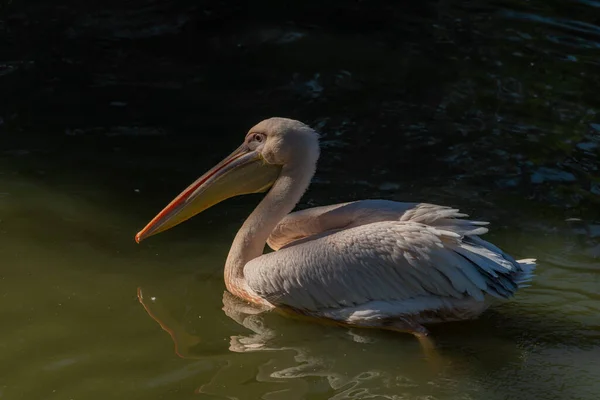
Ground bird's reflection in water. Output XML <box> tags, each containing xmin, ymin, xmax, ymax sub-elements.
<box><xmin>135</xmin><ymin>286</ymin><xmax>540</xmax><ymax>400</ymax></box>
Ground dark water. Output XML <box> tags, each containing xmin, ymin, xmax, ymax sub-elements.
<box><xmin>1</xmin><ymin>0</ymin><xmax>599</xmax><ymax>399</ymax></box>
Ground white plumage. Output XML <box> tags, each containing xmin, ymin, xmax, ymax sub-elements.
<box><xmin>136</xmin><ymin>117</ymin><xmax>536</xmax><ymax>339</ymax></box>
<box><xmin>247</xmin><ymin>200</ymin><xmax>535</xmax><ymax>326</ymax></box>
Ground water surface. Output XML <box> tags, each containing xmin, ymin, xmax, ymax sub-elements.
<box><xmin>1</xmin><ymin>0</ymin><xmax>599</xmax><ymax>399</ymax></box>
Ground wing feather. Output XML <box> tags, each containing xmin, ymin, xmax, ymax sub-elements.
<box><xmin>267</xmin><ymin>200</ymin><xmax>492</xmax><ymax>250</ymax></box>
<box><xmin>246</xmin><ymin>219</ymin><xmax>533</xmax><ymax>312</ymax></box>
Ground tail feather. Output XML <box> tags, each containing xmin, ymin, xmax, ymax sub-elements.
<box><xmin>515</xmin><ymin>258</ymin><xmax>536</xmax><ymax>287</ymax></box>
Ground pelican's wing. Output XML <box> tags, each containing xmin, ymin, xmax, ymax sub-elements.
<box><xmin>246</xmin><ymin>218</ymin><xmax>535</xmax><ymax>313</ymax></box>
<box><xmin>267</xmin><ymin>200</ymin><xmax>431</xmax><ymax>250</ymax></box>
<box><xmin>266</xmin><ymin>202</ymin><xmax>352</xmax><ymax>250</ymax></box>
<box><xmin>267</xmin><ymin>200</ymin><xmax>487</xmax><ymax>250</ymax></box>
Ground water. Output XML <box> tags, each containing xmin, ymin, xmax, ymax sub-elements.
<box><xmin>1</xmin><ymin>0</ymin><xmax>600</xmax><ymax>399</ymax></box>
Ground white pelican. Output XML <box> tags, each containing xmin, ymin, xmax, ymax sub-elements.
<box><xmin>135</xmin><ymin>117</ymin><xmax>536</xmax><ymax>342</ymax></box>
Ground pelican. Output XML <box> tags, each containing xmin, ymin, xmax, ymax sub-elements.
<box><xmin>135</xmin><ymin>117</ymin><xmax>536</xmax><ymax>342</ymax></box>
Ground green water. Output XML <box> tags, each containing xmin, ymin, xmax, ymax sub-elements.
<box><xmin>3</xmin><ymin>168</ymin><xmax>599</xmax><ymax>400</ymax></box>
<box><xmin>1</xmin><ymin>0</ymin><xmax>600</xmax><ymax>399</ymax></box>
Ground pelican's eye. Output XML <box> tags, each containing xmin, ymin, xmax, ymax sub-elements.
<box><xmin>247</xmin><ymin>132</ymin><xmax>265</xmax><ymax>150</ymax></box>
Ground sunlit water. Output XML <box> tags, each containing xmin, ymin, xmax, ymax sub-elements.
<box><xmin>1</xmin><ymin>0</ymin><xmax>600</xmax><ymax>399</ymax></box>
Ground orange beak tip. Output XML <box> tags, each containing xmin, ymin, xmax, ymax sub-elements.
<box><xmin>135</xmin><ymin>232</ymin><xmax>143</xmax><ymax>244</ymax></box>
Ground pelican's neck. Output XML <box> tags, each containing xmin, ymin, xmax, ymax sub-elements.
<box><xmin>224</xmin><ymin>160</ymin><xmax>315</xmax><ymax>300</ymax></box>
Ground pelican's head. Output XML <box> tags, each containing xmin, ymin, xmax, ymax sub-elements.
<box><xmin>135</xmin><ymin>117</ymin><xmax>319</xmax><ymax>243</ymax></box>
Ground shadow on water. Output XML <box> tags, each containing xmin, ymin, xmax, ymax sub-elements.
<box><xmin>1</xmin><ymin>0</ymin><xmax>599</xmax><ymax>222</ymax></box>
